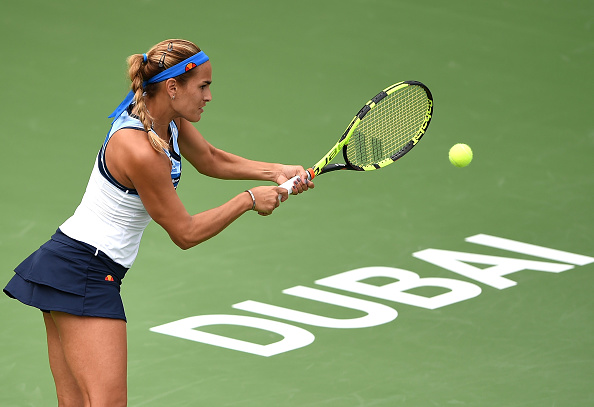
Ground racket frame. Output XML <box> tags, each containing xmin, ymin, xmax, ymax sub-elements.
<box><xmin>309</xmin><ymin>80</ymin><xmax>433</xmax><ymax>179</ymax></box>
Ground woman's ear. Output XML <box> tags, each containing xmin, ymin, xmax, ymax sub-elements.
<box><xmin>165</xmin><ymin>78</ymin><xmax>177</xmax><ymax>99</ymax></box>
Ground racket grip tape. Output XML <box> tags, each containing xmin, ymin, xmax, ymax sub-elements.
<box><xmin>278</xmin><ymin>169</ymin><xmax>314</xmax><ymax>200</ymax></box>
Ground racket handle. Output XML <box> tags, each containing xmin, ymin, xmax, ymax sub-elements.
<box><xmin>278</xmin><ymin>169</ymin><xmax>314</xmax><ymax>200</ymax></box>
<box><xmin>279</xmin><ymin>175</ymin><xmax>301</xmax><ymax>194</ymax></box>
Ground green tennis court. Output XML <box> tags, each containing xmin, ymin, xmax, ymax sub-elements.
<box><xmin>1</xmin><ymin>0</ymin><xmax>593</xmax><ymax>405</ymax></box>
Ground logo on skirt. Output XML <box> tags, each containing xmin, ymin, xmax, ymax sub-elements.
<box><xmin>105</xmin><ymin>275</ymin><xmax>115</xmax><ymax>282</ymax></box>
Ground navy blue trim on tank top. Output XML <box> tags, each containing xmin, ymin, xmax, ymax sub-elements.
<box><xmin>97</xmin><ymin>147</ymin><xmax>139</xmax><ymax>195</ymax></box>
<box><xmin>99</xmin><ymin>108</ymin><xmax>181</xmax><ymax>194</ymax></box>
<box><xmin>169</xmin><ymin>149</ymin><xmax>181</xmax><ymax>162</ymax></box>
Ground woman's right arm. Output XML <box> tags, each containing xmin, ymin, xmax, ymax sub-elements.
<box><xmin>108</xmin><ymin>129</ymin><xmax>288</xmax><ymax>249</ymax></box>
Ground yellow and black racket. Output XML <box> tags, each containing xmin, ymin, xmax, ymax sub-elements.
<box><xmin>280</xmin><ymin>81</ymin><xmax>433</xmax><ymax>194</ymax></box>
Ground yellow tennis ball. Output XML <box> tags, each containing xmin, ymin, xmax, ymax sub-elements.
<box><xmin>449</xmin><ymin>143</ymin><xmax>473</xmax><ymax>167</ymax></box>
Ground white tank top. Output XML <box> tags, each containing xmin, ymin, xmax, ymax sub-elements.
<box><xmin>60</xmin><ymin>108</ymin><xmax>181</xmax><ymax>267</ymax></box>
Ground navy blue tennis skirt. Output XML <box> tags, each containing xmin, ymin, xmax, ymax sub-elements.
<box><xmin>3</xmin><ymin>229</ymin><xmax>129</xmax><ymax>321</ymax></box>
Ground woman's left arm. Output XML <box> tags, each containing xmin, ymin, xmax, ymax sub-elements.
<box><xmin>177</xmin><ymin>118</ymin><xmax>312</xmax><ymax>188</ymax></box>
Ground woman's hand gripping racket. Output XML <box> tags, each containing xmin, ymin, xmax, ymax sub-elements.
<box><xmin>280</xmin><ymin>81</ymin><xmax>433</xmax><ymax>195</ymax></box>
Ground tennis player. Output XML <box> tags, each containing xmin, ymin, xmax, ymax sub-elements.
<box><xmin>3</xmin><ymin>39</ymin><xmax>312</xmax><ymax>406</ymax></box>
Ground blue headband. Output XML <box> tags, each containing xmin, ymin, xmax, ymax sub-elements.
<box><xmin>108</xmin><ymin>51</ymin><xmax>209</xmax><ymax>121</ymax></box>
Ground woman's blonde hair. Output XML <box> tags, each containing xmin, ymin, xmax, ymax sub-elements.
<box><xmin>127</xmin><ymin>39</ymin><xmax>201</xmax><ymax>152</ymax></box>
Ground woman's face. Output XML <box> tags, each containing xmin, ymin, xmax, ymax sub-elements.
<box><xmin>173</xmin><ymin>61</ymin><xmax>212</xmax><ymax>122</ymax></box>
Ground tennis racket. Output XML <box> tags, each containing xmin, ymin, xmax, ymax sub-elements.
<box><xmin>280</xmin><ymin>80</ymin><xmax>433</xmax><ymax>195</ymax></box>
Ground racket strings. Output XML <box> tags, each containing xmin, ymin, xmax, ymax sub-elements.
<box><xmin>346</xmin><ymin>85</ymin><xmax>429</xmax><ymax>167</ymax></box>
